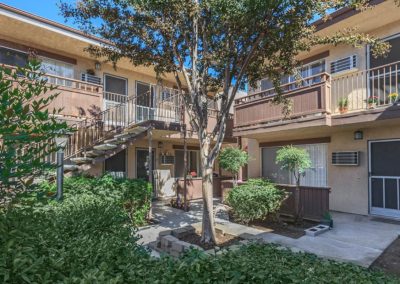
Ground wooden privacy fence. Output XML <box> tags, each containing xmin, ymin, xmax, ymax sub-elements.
<box><xmin>220</xmin><ymin>181</ymin><xmax>330</xmax><ymax>221</ymax></box>
<box><xmin>277</xmin><ymin>184</ymin><xmax>330</xmax><ymax>221</ymax></box>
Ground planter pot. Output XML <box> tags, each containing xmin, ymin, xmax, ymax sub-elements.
<box><xmin>339</xmin><ymin>107</ymin><xmax>348</xmax><ymax>114</ymax></box>
<box><xmin>321</xmin><ymin>219</ymin><xmax>333</xmax><ymax>228</ymax></box>
<box><xmin>368</xmin><ymin>103</ymin><xmax>376</xmax><ymax>109</ymax></box>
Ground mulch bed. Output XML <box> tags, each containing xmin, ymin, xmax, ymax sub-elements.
<box><xmin>371</xmin><ymin>237</ymin><xmax>400</xmax><ymax>277</ymax></box>
<box><xmin>179</xmin><ymin>230</ymin><xmax>242</xmax><ymax>250</ymax></box>
<box><xmin>230</xmin><ymin>216</ymin><xmax>318</xmax><ymax>239</ymax></box>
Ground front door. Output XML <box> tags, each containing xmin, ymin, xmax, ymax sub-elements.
<box><xmin>369</xmin><ymin>140</ymin><xmax>400</xmax><ymax>219</ymax></box>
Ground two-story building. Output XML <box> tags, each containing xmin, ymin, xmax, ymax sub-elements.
<box><xmin>235</xmin><ymin>0</ymin><xmax>400</xmax><ymax>220</ymax></box>
<box><xmin>0</xmin><ymin>3</ymin><xmax>235</xmax><ymax>200</ymax></box>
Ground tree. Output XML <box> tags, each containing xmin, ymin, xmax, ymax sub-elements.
<box><xmin>218</xmin><ymin>147</ymin><xmax>249</xmax><ymax>185</ymax></box>
<box><xmin>276</xmin><ymin>146</ymin><xmax>311</xmax><ymax>222</ymax></box>
<box><xmin>60</xmin><ymin>0</ymin><xmax>393</xmax><ymax>243</ymax></box>
<box><xmin>0</xmin><ymin>61</ymin><xmax>69</xmax><ymax>207</ymax></box>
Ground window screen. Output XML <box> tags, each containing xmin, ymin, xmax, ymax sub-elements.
<box><xmin>370</xmin><ymin>141</ymin><xmax>400</xmax><ymax>176</ymax></box>
<box><xmin>105</xmin><ymin>75</ymin><xmax>127</xmax><ymax>95</ymax></box>
<box><xmin>262</xmin><ymin>143</ymin><xmax>327</xmax><ymax>187</ymax></box>
<box><xmin>370</xmin><ymin>36</ymin><xmax>400</xmax><ymax>69</ymax></box>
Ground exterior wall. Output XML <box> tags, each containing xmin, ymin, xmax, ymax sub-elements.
<box><xmin>329</xmin><ymin>126</ymin><xmax>400</xmax><ymax>215</ymax></box>
<box><xmin>245</xmin><ymin>124</ymin><xmax>400</xmax><ymax>216</ymax></box>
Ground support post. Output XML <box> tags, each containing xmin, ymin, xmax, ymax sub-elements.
<box><xmin>56</xmin><ymin>149</ymin><xmax>64</xmax><ymax>201</ymax></box>
<box><xmin>237</xmin><ymin>136</ymin><xmax>243</xmax><ymax>181</ymax></box>
<box><xmin>183</xmin><ymin>124</ymin><xmax>188</xmax><ymax>211</ymax></box>
<box><xmin>147</xmin><ymin>126</ymin><xmax>153</xmax><ymax>220</ymax></box>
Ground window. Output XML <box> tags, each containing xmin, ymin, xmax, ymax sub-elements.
<box><xmin>0</xmin><ymin>46</ymin><xmax>28</xmax><ymax>67</ymax></box>
<box><xmin>330</xmin><ymin>55</ymin><xmax>357</xmax><ymax>74</ymax></box>
<box><xmin>40</xmin><ymin>57</ymin><xmax>74</xmax><ymax>87</ymax></box>
<box><xmin>174</xmin><ymin>150</ymin><xmax>200</xmax><ymax>178</ymax></box>
<box><xmin>259</xmin><ymin>60</ymin><xmax>325</xmax><ymax>92</ymax></box>
<box><xmin>262</xmin><ymin>143</ymin><xmax>327</xmax><ymax>187</ymax></box>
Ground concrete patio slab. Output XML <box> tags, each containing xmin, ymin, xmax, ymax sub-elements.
<box><xmin>138</xmin><ymin>200</ymin><xmax>400</xmax><ymax>267</ymax></box>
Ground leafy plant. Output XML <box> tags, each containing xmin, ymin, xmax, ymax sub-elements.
<box><xmin>276</xmin><ymin>146</ymin><xmax>311</xmax><ymax>222</ymax></box>
<box><xmin>389</xmin><ymin>93</ymin><xmax>398</xmax><ymax>102</ymax></box>
<box><xmin>338</xmin><ymin>97</ymin><xmax>349</xmax><ymax>109</ymax></box>
<box><xmin>368</xmin><ymin>96</ymin><xmax>379</xmax><ymax>104</ymax></box>
<box><xmin>226</xmin><ymin>179</ymin><xmax>287</xmax><ymax>224</ymax></box>
<box><xmin>0</xmin><ymin>61</ymin><xmax>70</xmax><ymax>205</ymax></box>
<box><xmin>218</xmin><ymin>147</ymin><xmax>249</xmax><ymax>184</ymax></box>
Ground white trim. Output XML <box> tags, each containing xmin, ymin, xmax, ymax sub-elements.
<box><xmin>0</xmin><ymin>8</ymin><xmax>103</xmax><ymax>47</ymax></box>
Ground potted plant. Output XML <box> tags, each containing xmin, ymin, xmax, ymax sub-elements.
<box><xmin>338</xmin><ymin>97</ymin><xmax>349</xmax><ymax>114</ymax></box>
<box><xmin>388</xmin><ymin>93</ymin><xmax>398</xmax><ymax>105</ymax></box>
<box><xmin>368</xmin><ymin>96</ymin><xmax>378</xmax><ymax>109</ymax></box>
<box><xmin>321</xmin><ymin>211</ymin><xmax>333</xmax><ymax>228</ymax></box>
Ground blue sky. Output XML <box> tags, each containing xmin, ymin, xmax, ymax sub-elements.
<box><xmin>1</xmin><ymin>0</ymin><xmax>78</xmax><ymax>28</ymax></box>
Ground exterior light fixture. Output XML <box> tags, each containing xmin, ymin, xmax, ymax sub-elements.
<box><xmin>54</xmin><ymin>135</ymin><xmax>69</xmax><ymax>201</ymax></box>
<box><xmin>95</xmin><ymin>61</ymin><xmax>101</xmax><ymax>70</ymax></box>
<box><xmin>354</xmin><ymin>130</ymin><xmax>363</xmax><ymax>140</ymax></box>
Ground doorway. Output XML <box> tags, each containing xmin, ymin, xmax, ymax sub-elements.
<box><xmin>136</xmin><ymin>148</ymin><xmax>156</xmax><ymax>180</ymax></box>
<box><xmin>105</xmin><ymin>149</ymin><xmax>126</xmax><ymax>178</ymax></box>
<box><xmin>369</xmin><ymin>139</ymin><xmax>400</xmax><ymax>219</ymax></box>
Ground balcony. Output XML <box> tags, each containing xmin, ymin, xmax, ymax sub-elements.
<box><xmin>234</xmin><ymin>61</ymin><xmax>400</xmax><ymax>136</ymax></box>
<box><xmin>234</xmin><ymin>73</ymin><xmax>331</xmax><ymax>133</ymax></box>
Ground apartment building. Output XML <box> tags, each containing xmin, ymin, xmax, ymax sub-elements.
<box><xmin>0</xmin><ymin>3</ymin><xmax>235</xmax><ymax>200</ymax></box>
<box><xmin>235</xmin><ymin>0</ymin><xmax>400</xmax><ymax>220</ymax></box>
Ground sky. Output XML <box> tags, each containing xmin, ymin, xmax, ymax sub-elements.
<box><xmin>1</xmin><ymin>0</ymin><xmax>78</xmax><ymax>28</ymax></box>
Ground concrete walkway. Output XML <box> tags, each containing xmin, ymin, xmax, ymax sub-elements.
<box><xmin>138</xmin><ymin>200</ymin><xmax>400</xmax><ymax>267</ymax></box>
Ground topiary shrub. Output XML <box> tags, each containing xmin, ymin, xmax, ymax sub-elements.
<box><xmin>226</xmin><ymin>179</ymin><xmax>288</xmax><ymax>224</ymax></box>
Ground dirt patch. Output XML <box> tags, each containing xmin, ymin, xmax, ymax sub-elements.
<box><xmin>179</xmin><ymin>230</ymin><xmax>242</xmax><ymax>250</ymax></box>
<box><xmin>244</xmin><ymin>219</ymin><xmax>318</xmax><ymax>239</ymax></box>
<box><xmin>371</xmin><ymin>237</ymin><xmax>400</xmax><ymax>277</ymax></box>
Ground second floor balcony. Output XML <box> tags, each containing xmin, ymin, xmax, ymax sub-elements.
<box><xmin>234</xmin><ymin>61</ymin><xmax>400</xmax><ymax>136</ymax></box>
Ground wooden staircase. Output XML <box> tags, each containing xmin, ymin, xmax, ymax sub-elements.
<box><xmin>61</xmin><ymin>91</ymin><xmax>182</xmax><ymax>173</ymax></box>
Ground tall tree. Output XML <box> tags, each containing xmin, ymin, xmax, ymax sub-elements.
<box><xmin>60</xmin><ymin>0</ymin><xmax>393</xmax><ymax>243</ymax></box>
<box><xmin>0</xmin><ymin>61</ymin><xmax>69</xmax><ymax>206</ymax></box>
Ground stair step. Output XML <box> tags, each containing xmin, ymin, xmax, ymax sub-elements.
<box><xmin>104</xmin><ymin>137</ymin><xmax>127</xmax><ymax>144</ymax></box>
<box><xmin>123</xmin><ymin>126</ymin><xmax>146</xmax><ymax>135</ymax></box>
<box><xmin>93</xmin><ymin>143</ymin><xmax>118</xmax><ymax>151</ymax></box>
<box><xmin>70</xmin><ymin>157</ymin><xmax>93</xmax><ymax>165</ymax></box>
<box><xmin>86</xmin><ymin>150</ymin><xmax>105</xmax><ymax>157</ymax></box>
<box><xmin>64</xmin><ymin>164</ymin><xmax>79</xmax><ymax>172</ymax></box>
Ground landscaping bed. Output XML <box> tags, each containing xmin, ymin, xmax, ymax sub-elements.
<box><xmin>247</xmin><ymin>218</ymin><xmax>318</xmax><ymax>239</ymax></box>
<box><xmin>372</xmin><ymin>237</ymin><xmax>400</xmax><ymax>277</ymax></box>
<box><xmin>178</xmin><ymin>229</ymin><xmax>242</xmax><ymax>250</ymax></box>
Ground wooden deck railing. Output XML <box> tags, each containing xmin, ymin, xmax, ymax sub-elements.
<box><xmin>234</xmin><ymin>73</ymin><xmax>331</xmax><ymax>128</ymax></box>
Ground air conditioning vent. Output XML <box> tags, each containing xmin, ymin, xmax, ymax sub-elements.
<box><xmin>81</xmin><ymin>73</ymin><xmax>102</xmax><ymax>85</ymax></box>
<box><xmin>332</xmin><ymin>151</ymin><xmax>359</xmax><ymax>166</ymax></box>
<box><xmin>160</xmin><ymin>155</ymin><xmax>175</xmax><ymax>165</ymax></box>
<box><xmin>330</xmin><ymin>55</ymin><xmax>357</xmax><ymax>74</ymax></box>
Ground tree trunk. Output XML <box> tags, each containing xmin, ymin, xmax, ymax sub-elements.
<box><xmin>294</xmin><ymin>180</ymin><xmax>302</xmax><ymax>223</ymax></box>
<box><xmin>200</xmin><ymin>140</ymin><xmax>217</xmax><ymax>244</ymax></box>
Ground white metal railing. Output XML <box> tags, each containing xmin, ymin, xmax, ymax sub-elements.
<box><xmin>331</xmin><ymin>61</ymin><xmax>400</xmax><ymax>113</ymax></box>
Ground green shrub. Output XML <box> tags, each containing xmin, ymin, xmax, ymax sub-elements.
<box><xmin>226</xmin><ymin>178</ymin><xmax>288</xmax><ymax>224</ymax></box>
<box><xmin>1</xmin><ymin>176</ymin><xmax>398</xmax><ymax>283</ymax></box>
<box><xmin>15</xmin><ymin>174</ymin><xmax>153</xmax><ymax>226</ymax></box>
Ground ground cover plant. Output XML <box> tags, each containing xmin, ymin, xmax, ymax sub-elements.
<box><xmin>1</xmin><ymin>175</ymin><xmax>398</xmax><ymax>283</ymax></box>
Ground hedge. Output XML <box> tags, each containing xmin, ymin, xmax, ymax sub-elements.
<box><xmin>226</xmin><ymin>178</ymin><xmax>288</xmax><ymax>224</ymax></box>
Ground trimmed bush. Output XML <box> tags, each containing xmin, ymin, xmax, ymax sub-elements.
<box><xmin>226</xmin><ymin>179</ymin><xmax>288</xmax><ymax>224</ymax></box>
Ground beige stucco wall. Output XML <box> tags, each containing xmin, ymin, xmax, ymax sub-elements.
<box><xmin>329</xmin><ymin>126</ymin><xmax>400</xmax><ymax>215</ymax></box>
<box><xmin>245</xmin><ymin>124</ymin><xmax>400</xmax><ymax>216</ymax></box>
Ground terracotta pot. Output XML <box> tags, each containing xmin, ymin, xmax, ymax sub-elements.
<box><xmin>339</xmin><ymin>107</ymin><xmax>348</xmax><ymax>114</ymax></box>
<box><xmin>368</xmin><ymin>103</ymin><xmax>376</xmax><ymax>109</ymax></box>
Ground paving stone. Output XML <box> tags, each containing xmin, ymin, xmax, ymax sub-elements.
<box><xmin>171</xmin><ymin>241</ymin><xmax>188</xmax><ymax>253</ymax></box>
<box><xmin>159</xmin><ymin>230</ymin><xmax>172</xmax><ymax>237</ymax></box>
<box><xmin>171</xmin><ymin>226</ymin><xmax>195</xmax><ymax>238</ymax></box>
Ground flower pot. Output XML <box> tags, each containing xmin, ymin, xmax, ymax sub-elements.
<box><xmin>339</xmin><ymin>107</ymin><xmax>348</xmax><ymax>114</ymax></box>
<box><xmin>368</xmin><ymin>103</ymin><xmax>376</xmax><ymax>109</ymax></box>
